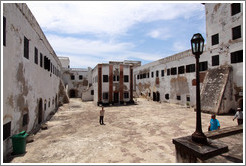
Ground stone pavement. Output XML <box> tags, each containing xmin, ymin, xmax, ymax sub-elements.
<box><xmin>7</xmin><ymin>98</ymin><xmax>243</xmax><ymax>163</ymax></box>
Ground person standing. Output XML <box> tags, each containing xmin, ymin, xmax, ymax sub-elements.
<box><xmin>99</xmin><ymin>106</ymin><xmax>105</xmax><ymax>125</ymax></box>
<box><xmin>208</xmin><ymin>114</ymin><xmax>220</xmax><ymax>131</ymax></box>
<box><xmin>233</xmin><ymin>107</ymin><xmax>243</xmax><ymax>125</ymax></box>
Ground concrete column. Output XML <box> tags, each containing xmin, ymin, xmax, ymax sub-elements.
<box><xmin>98</xmin><ymin>64</ymin><xmax>102</xmax><ymax>105</ymax></box>
<box><xmin>119</xmin><ymin>64</ymin><xmax>124</xmax><ymax>104</ymax></box>
<box><xmin>109</xmin><ymin>64</ymin><xmax>113</xmax><ymax>104</ymax></box>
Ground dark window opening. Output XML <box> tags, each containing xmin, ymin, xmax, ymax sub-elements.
<box><xmin>156</xmin><ymin>70</ymin><xmax>159</xmax><ymax>77</ymax></box>
<box><xmin>212</xmin><ymin>33</ymin><xmax>219</xmax><ymax>46</ymax></box>
<box><xmin>161</xmin><ymin>70</ymin><xmax>164</xmax><ymax>77</ymax></box>
<box><xmin>22</xmin><ymin>113</ymin><xmax>28</xmax><ymax>127</ymax></box>
<box><xmin>140</xmin><ymin>74</ymin><xmax>143</xmax><ymax>79</ymax></box>
<box><xmin>187</xmin><ymin>96</ymin><xmax>190</xmax><ymax>102</ymax></box>
<box><xmin>231</xmin><ymin>3</ymin><xmax>241</xmax><ymax>16</ymax></box>
<box><xmin>24</xmin><ymin>36</ymin><xmax>29</xmax><ymax>59</ymax></box>
<box><xmin>165</xmin><ymin>94</ymin><xmax>169</xmax><ymax>100</ymax></box>
<box><xmin>186</xmin><ymin>64</ymin><xmax>195</xmax><ymax>73</ymax></box>
<box><xmin>114</xmin><ymin>75</ymin><xmax>119</xmax><ymax>81</ymax></box>
<box><xmin>50</xmin><ymin>63</ymin><xmax>53</xmax><ymax>73</ymax></box>
<box><xmin>199</xmin><ymin>61</ymin><xmax>208</xmax><ymax>71</ymax></box>
<box><xmin>177</xmin><ymin>95</ymin><xmax>181</xmax><ymax>100</ymax></box>
<box><xmin>178</xmin><ymin>66</ymin><xmax>185</xmax><ymax>74</ymax></box>
<box><xmin>124</xmin><ymin>92</ymin><xmax>129</xmax><ymax>99</ymax></box>
<box><xmin>34</xmin><ymin>47</ymin><xmax>38</xmax><ymax>64</ymax></box>
<box><xmin>3</xmin><ymin>16</ymin><xmax>6</xmax><ymax>46</ymax></box>
<box><xmin>103</xmin><ymin>92</ymin><xmax>108</xmax><ymax>100</ymax></box>
<box><xmin>124</xmin><ymin>75</ymin><xmax>129</xmax><ymax>82</ymax></box>
<box><xmin>71</xmin><ymin>75</ymin><xmax>75</xmax><ymax>80</ymax></box>
<box><xmin>232</xmin><ymin>25</ymin><xmax>241</xmax><ymax>40</ymax></box>
<box><xmin>40</xmin><ymin>53</ymin><xmax>43</xmax><ymax>67</ymax></box>
<box><xmin>103</xmin><ymin>75</ymin><xmax>108</xmax><ymax>82</ymax></box>
<box><xmin>79</xmin><ymin>75</ymin><xmax>83</xmax><ymax>80</ymax></box>
<box><xmin>91</xmin><ymin>90</ymin><xmax>94</xmax><ymax>95</ymax></box>
<box><xmin>143</xmin><ymin>73</ymin><xmax>146</xmax><ymax>79</ymax></box>
<box><xmin>151</xmin><ymin>72</ymin><xmax>154</xmax><ymax>78</ymax></box>
<box><xmin>44</xmin><ymin>56</ymin><xmax>50</xmax><ymax>71</ymax></box>
<box><xmin>3</xmin><ymin>121</ymin><xmax>11</xmax><ymax>141</ymax></box>
<box><xmin>137</xmin><ymin>75</ymin><xmax>139</xmax><ymax>80</ymax></box>
<box><xmin>231</xmin><ymin>50</ymin><xmax>243</xmax><ymax>63</ymax></box>
<box><xmin>167</xmin><ymin>69</ymin><xmax>170</xmax><ymax>76</ymax></box>
<box><xmin>171</xmin><ymin>67</ymin><xmax>177</xmax><ymax>75</ymax></box>
<box><xmin>212</xmin><ymin>55</ymin><xmax>219</xmax><ymax>66</ymax></box>
<box><xmin>147</xmin><ymin>72</ymin><xmax>149</xmax><ymax>78</ymax></box>
<box><xmin>149</xmin><ymin>93</ymin><xmax>151</xmax><ymax>97</ymax></box>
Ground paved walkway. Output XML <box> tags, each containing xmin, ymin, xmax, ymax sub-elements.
<box><xmin>8</xmin><ymin>98</ymin><xmax>242</xmax><ymax>163</ymax></box>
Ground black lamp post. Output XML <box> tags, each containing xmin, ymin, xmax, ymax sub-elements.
<box><xmin>190</xmin><ymin>33</ymin><xmax>207</xmax><ymax>144</ymax></box>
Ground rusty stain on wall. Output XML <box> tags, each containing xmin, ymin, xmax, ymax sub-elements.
<box><xmin>7</xmin><ymin>95</ymin><xmax>14</xmax><ymax>108</ymax></box>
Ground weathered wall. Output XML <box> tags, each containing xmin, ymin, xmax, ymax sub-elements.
<box><xmin>3</xmin><ymin>3</ymin><xmax>65</xmax><ymax>159</ymax></box>
<box><xmin>61</xmin><ymin>68</ymin><xmax>92</xmax><ymax>99</ymax></box>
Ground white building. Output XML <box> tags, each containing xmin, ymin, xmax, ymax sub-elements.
<box><xmin>133</xmin><ymin>3</ymin><xmax>243</xmax><ymax>114</ymax></box>
<box><xmin>2</xmin><ymin>3</ymin><xmax>68</xmax><ymax>159</ymax></box>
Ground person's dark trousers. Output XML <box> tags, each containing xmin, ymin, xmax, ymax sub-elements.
<box><xmin>238</xmin><ymin>119</ymin><xmax>243</xmax><ymax>125</ymax></box>
<box><xmin>100</xmin><ymin>116</ymin><xmax>104</xmax><ymax>125</ymax></box>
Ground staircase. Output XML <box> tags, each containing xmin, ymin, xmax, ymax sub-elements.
<box><xmin>200</xmin><ymin>65</ymin><xmax>233</xmax><ymax>114</ymax></box>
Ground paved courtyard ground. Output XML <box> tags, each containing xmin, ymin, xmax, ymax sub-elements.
<box><xmin>10</xmin><ymin>98</ymin><xmax>240</xmax><ymax>163</ymax></box>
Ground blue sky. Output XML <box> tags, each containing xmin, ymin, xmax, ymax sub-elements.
<box><xmin>27</xmin><ymin>1</ymin><xmax>206</xmax><ymax>68</ymax></box>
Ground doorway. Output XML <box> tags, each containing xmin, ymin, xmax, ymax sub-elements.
<box><xmin>156</xmin><ymin>92</ymin><xmax>160</xmax><ymax>102</ymax></box>
<box><xmin>153</xmin><ymin>92</ymin><xmax>156</xmax><ymax>101</ymax></box>
<box><xmin>114</xmin><ymin>92</ymin><xmax>119</xmax><ymax>103</ymax></box>
<box><xmin>70</xmin><ymin>89</ymin><xmax>76</xmax><ymax>98</ymax></box>
<box><xmin>38</xmin><ymin>99</ymin><xmax>43</xmax><ymax>124</ymax></box>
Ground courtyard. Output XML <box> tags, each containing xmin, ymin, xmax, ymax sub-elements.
<box><xmin>10</xmin><ymin>98</ymin><xmax>240</xmax><ymax>163</ymax></box>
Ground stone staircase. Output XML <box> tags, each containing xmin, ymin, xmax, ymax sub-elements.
<box><xmin>200</xmin><ymin>65</ymin><xmax>233</xmax><ymax>114</ymax></box>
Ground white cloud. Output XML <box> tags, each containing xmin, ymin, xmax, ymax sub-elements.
<box><xmin>27</xmin><ymin>2</ymin><xmax>204</xmax><ymax>36</ymax></box>
<box><xmin>147</xmin><ymin>28</ymin><xmax>172</xmax><ymax>40</ymax></box>
<box><xmin>172</xmin><ymin>41</ymin><xmax>190</xmax><ymax>52</ymax></box>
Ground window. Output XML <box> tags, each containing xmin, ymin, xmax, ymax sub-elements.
<box><xmin>186</xmin><ymin>64</ymin><xmax>195</xmax><ymax>73</ymax></box>
<box><xmin>114</xmin><ymin>75</ymin><xmax>119</xmax><ymax>81</ymax></box>
<box><xmin>165</xmin><ymin>94</ymin><xmax>169</xmax><ymax>100</ymax></box>
<box><xmin>161</xmin><ymin>70</ymin><xmax>164</xmax><ymax>77</ymax></box>
<box><xmin>178</xmin><ymin>66</ymin><xmax>185</xmax><ymax>74</ymax></box>
<box><xmin>3</xmin><ymin>121</ymin><xmax>11</xmax><ymax>141</ymax></box>
<box><xmin>3</xmin><ymin>16</ymin><xmax>6</xmax><ymax>46</ymax></box>
<box><xmin>103</xmin><ymin>75</ymin><xmax>108</xmax><ymax>82</ymax></box>
<box><xmin>50</xmin><ymin>63</ymin><xmax>53</xmax><ymax>73</ymax></box>
<box><xmin>211</xmin><ymin>33</ymin><xmax>219</xmax><ymax>46</ymax></box>
<box><xmin>167</xmin><ymin>69</ymin><xmax>170</xmax><ymax>76</ymax></box>
<box><xmin>140</xmin><ymin>74</ymin><xmax>143</xmax><ymax>79</ymax></box>
<box><xmin>232</xmin><ymin>25</ymin><xmax>241</xmax><ymax>40</ymax></box>
<box><xmin>79</xmin><ymin>75</ymin><xmax>83</xmax><ymax>80</ymax></box>
<box><xmin>91</xmin><ymin>90</ymin><xmax>94</xmax><ymax>95</ymax></box>
<box><xmin>124</xmin><ymin>75</ymin><xmax>129</xmax><ymax>82</ymax></box>
<box><xmin>34</xmin><ymin>47</ymin><xmax>38</xmax><ymax>64</ymax></box>
<box><xmin>231</xmin><ymin>50</ymin><xmax>243</xmax><ymax>63</ymax></box>
<box><xmin>212</xmin><ymin>55</ymin><xmax>219</xmax><ymax>66</ymax></box>
<box><xmin>24</xmin><ymin>36</ymin><xmax>29</xmax><ymax>59</ymax></box>
<box><xmin>171</xmin><ymin>67</ymin><xmax>177</xmax><ymax>75</ymax></box>
<box><xmin>40</xmin><ymin>53</ymin><xmax>43</xmax><ymax>67</ymax></box>
<box><xmin>231</xmin><ymin>3</ymin><xmax>241</xmax><ymax>16</ymax></box>
<box><xmin>22</xmin><ymin>113</ymin><xmax>28</xmax><ymax>126</ymax></box>
<box><xmin>186</xmin><ymin>96</ymin><xmax>190</xmax><ymax>102</ymax></box>
<box><xmin>147</xmin><ymin>72</ymin><xmax>149</xmax><ymax>78</ymax></box>
<box><xmin>137</xmin><ymin>75</ymin><xmax>139</xmax><ymax>79</ymax></box>
<box><xmin>103</xmin><ymin>92</ymin><xmax>108</xmax><ymax>99</ymax></box>
<box><xmin>177</xmin><ymin>95</ymin><xmax>181</xmax><ymax>100</ymax></box>
<box><xmin>71</xmin><ymin>75</ymin><xmax>75</xmax><ymax>80</ymax></box>
<box><xmin>124</xmin><ymin>92</ymin><xmax>129</xmax><ymax>99</ymax></box>
<box><xmin>199</xmin><ymin>61</ymin><xmax>208</xmax><ymax>71</ymax></box>
<box><xmin>143</xmin><ymin>73</ymin><xmax>146</xmax><ymax>79</ymax></box>
<box><xmin>44</xmin><ymin>56</ymin><xmax>50</xmax><ymax>71</ymax></box>
<box><xmin>151</xmin><ymin>72</ymin><xmax>154</xmax><ymax>78</ymax></box>
<box><xmin>156</xmin><ymin>70</ymin><xmax>159</xmax><ymax>77</ymax></box>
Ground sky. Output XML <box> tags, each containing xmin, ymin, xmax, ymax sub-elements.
<box><xmin>26</xmin><ymin>1</ymin><xmax>206</xmax><ymax>68</ymax></box>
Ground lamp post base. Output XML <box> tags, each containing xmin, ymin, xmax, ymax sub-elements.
<box><xmin>192</xmin><ymin>131</ymin><xmax>207</xmax><ymax>144</ymax></box>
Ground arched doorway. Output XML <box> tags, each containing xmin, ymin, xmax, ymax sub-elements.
<box><xmin>38</xmin><ymin>99</ymin><xmax>43</xmax><ymax>124</ymax></box>
<box><xmin>156</xmin><ymin>91</ymin><xmax>160</xmax><ymax>102</ymax></box>
<box><xmin>70</xmin><ymin>89</ymin><xmax>76</xmax><ymax>98</ymax></box>
<box><xmin>153</xmin><ymin>92</ymin><xmax>156</xmax><ymax>101</ymax></box>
